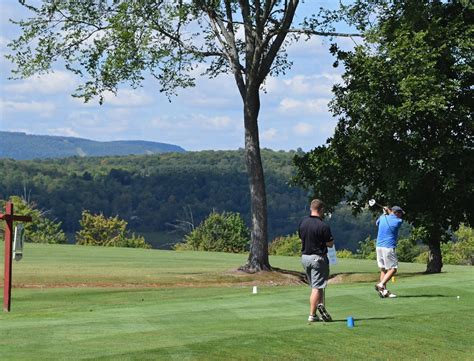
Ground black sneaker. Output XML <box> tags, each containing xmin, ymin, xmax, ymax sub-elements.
<box><xmin>317</xmin><ymin>303</ymin><xmax>332</xmax><ymax>322</ymax></box>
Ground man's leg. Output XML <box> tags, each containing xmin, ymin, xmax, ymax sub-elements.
<box><xmin>379</xmin><ymin>268</ymin><xmax>397</xmax><ymax>287</ymax></box>
<box><xmin>379</xmin><ymin>268</ymin><xmax>387</xmax><ymax>283</ymax></box>
<box><xmin>310</xmin><ymin>288</ymin><xmax>322</xmax><ymax>316</ymax></box>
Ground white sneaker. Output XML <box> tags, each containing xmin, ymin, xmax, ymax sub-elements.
<box><xmin>308</xmin><ymin>315</ymin><xmax>320</xmax><ymax>322</ymax></box>
<box><xmin>382</xmin><ymin>289</ymin><xmax>397</xmax><ymax>298</ymax></box>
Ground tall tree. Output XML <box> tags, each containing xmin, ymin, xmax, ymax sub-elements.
<box><xmin>294</xmin><ymin>0</ymin><xmax>473</xmax><ymax>273</ymax></box>
<box><xmin>7</xmin><ymin>0</ymin><xmax>358</xmax><ymax>272</ymax></box>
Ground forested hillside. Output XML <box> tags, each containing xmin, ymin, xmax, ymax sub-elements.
<box><xmin>0</xmin><ymin>149</ymin><xmax>378</xmax><ymax>249</ymax></box>
<box><xmin>0</xmin><ymin>131</ymin><xmax>185</xmax><ymax>160</ymax></box>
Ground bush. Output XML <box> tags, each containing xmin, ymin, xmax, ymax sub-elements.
<box><xmin>269</xmin><ymin>233</ymin><xmax>300</xmax><ymax>256</ymax></box>
<box><xmin>396</xmin><ymin>237</ymin><xmax>423</xmax><ymax>262</ymax></box>
<box><xmin>176</xmin><ymin>211</ymin><xmax>250</xmax><ymax>253</ymax></box>
<box><xmin>76</xmin><ymin>210</ymin><xmax>150</xmax><ymax>248</ymax></box>
<box><xmin>441</xmin><ymin>224</ymin><xmax>474</xmax><ymax>265</ymax></box>
<box><xmin>0</xmin><ymin>196</ymin><xmax>67</xmax><ymax>244</ymax></box>
<box><xmin>336</xmin><ymin>249</ymin><xmax>354</xmax><ymax>258</ymax></box>
<box><xmin>355</xmin><ymin>237</ymin><xmax>376</xmax><ymax>260</ymax></box>
<box><xmin>414</xmin><ymin>225</ymin><xmax>473</xmax><ymax>265</ymax></box>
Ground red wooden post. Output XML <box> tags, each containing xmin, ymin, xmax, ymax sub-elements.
<box><xmin>3</xmin><ymin>202</ymin><xmax>14</xmax><ymax>312</ymax></box>
<box><xmin>1</xmin><ymin>201</ymin><xmax>32</xmax><ymax>312</ymax></box>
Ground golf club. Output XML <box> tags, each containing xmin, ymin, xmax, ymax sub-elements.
<box><xmin>368</xmin><ymin>199</ymin><xmax>384</xmax><ymax>208</ymax></box>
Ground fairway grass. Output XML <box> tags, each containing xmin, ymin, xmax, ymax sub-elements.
<box><xmin>1</xmin><ymin>243</ymin><xmax>473</xmax><ymax>360</ymax></box>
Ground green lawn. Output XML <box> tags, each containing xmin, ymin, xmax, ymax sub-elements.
<box><xmin>1</xmin><ymin>243</ymin><xmax>473</xmax><ymax>360</ymax></box>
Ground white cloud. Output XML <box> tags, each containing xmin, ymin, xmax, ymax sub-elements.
<box><xmin>279</xmin><ymin>97</ymin><xmax>329</xmax><ymax>114</ymax></box>
<box><xmin>150</xmin><ymin>113</ymin><xmax>235</xmax><ymax>131</ymax></box>
<box><xmin>150</xmin><ymin>117</ymin><xmax>174</xmax><ymax>130</ymax></box>
<box><xmin>5</xmin><ymin>71</ymin><xmax>77</xmax><ymax>94</ymax></box>
<box><xmin>107</xmin><ymin>108</ymin><xmax>132</xmax><ymax>120</ymax></box>
<box><xmin>47</xmin><ymin>127</ymin><xmax>80</xmax><ymax>137</ymax></box>
<box><xmin>102</xmin><ymin>89</ymin><xmax>154</xmax><ymax>107</ymax></box>
<box><xmin>67</xmin><ymin>111</ymin><xmax>103</xmax><ymax>127</ymax></box>
<box><xmin>0</xmin><ymin>100</ymin><xmax>55</xmax><ymax>117</ymax></box>
<box><xmin>195</xmin><ymin>114</ymin><xmax>233</xmax><ymax>129</ymax></box>
<box><xmin>262</xmin><ymin>128</ymin><xmax>278</xmax><ymax>141</ymax></box>
<box><xmin>0</xmin><ymin>35</ymin><xmax>8</xmax><ymax>48</ymax></box>
<box><xmin>266</xmin><ymin>72</ymin><xmax>342</xmax><ymax>97</ymax></box>
<box><xmin>288</xmin><ymin>36</ymin><xmax>328</xmax><ymax>58</ymax></box>
<box><xmin>293</xmin><ymin>122</ymin><xmax>314</xmax><ymax>136</ymax></box>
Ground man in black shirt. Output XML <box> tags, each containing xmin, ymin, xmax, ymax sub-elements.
<box><xmin>299</xmin><ymin>199</ymin><xmax>334</xmax><ymax>322</ymax></box>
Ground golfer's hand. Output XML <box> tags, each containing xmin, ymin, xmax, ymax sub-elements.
<box><xmin>383</xmin><ymin>207</ymin><xmax>390</xmax><ymax>215</ymax></box>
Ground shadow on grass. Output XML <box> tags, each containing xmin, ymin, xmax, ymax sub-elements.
<box><xmin>271</xmin><ymin>267</ymin><xmax>307</xmax><ymax>284</ymax></box>
<box><xmin>269</xmin><ymin>268</ymin><xmax>442</xmax><ymax>287</ymax></box>
<box><xmin>397</xmin><ymin>294</ymin><xmax>452</xmax><ymax>298</ymax></box>
<box><xmin>321</xmin><ymin>317</ymin><xmax>395</xmax><ymax>323</ymax></box>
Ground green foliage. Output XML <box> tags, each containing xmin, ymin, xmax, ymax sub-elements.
<box><xmin>178</xmin><ymin>211</ymin><xmax>250</xmax><ymax>253</ymax></box>
<box><xmin>0</xmin><ymin>196</ymin><xmax>66</xmax><ymax>244</ymax></box>
<box><xmin>396</xmin><ymin>237</ymin><xmax>422</xmax><ymax>263</ymax></box>
<box><xmin>441</xmin><ymin>224</ymin><xmax>474</xmax><ymax>265</ymax></box>
<box><xmin>355</xmin><ymin>237</ymin><xmax>376</xmax><ymax>260</ymax></box>
<box><xmin>0</xmin><ymin>150</ymin><xmax>308</xmax><ymax>241</ymax></box>
<box><xmin>76</xmin><ymin>210</ymin><xmax>149</xmax><ymax>249</ymax></box>
<box><xmin>336</xmin><ymin>249</ymin><xmax>354</xmax><ymax>259</ymax></box>
<box><xmin>268</xmin><ymin>233</ymin><xmax>301</xmax><ymax>256</ymax></box>
<box><xmin>294</xmin><ymin>1</ymin><xmax>473</xmax><ymax>272</ymax></box>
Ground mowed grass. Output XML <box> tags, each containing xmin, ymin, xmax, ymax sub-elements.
<box><xmin>0</xmin><ymin>243</ymin><xmax>473</xmax><ymax>360</ymax></box>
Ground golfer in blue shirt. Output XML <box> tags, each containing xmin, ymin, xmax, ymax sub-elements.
<box><xmin>374</xmin><ymin>205</ymin><xmax>405</xmax><ymax>298</ymax></box>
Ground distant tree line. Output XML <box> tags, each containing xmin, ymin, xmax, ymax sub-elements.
<box><xmin>0</xmin><ymin>149</ymin><xmax>383</xmax><ymax>250</ymax></box>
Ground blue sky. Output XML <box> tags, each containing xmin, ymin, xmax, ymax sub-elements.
<box><xmin>0</xmin><ymin>1</ymin><xmax>357</xmax><ymax>151</ymax></box>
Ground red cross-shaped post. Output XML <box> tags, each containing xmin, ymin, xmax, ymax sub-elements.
<box><xmin>0</xmin><ymin>201</ymin><xmax>32</xmax><ymax>312</ymax></box>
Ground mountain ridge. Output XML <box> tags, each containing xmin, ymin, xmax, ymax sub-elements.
<box><xmin>0</xmin><ymin>131</ymin><xmax>185</xmax><ymax>160</ymax></box>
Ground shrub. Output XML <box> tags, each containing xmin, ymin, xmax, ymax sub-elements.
<box><xmin>76</xmin><ymin>210</ymin><xmax>150</xmax><ymax>248</ymax></box>
<box><xmin>269</xmin><ymin>233</ymin><xmax>300</xmax><ymax>256</ymax></box>
<box><xmin>415</xmin><ymin>251</ymin><xmax>429</xmax><ymax>264</ymax></box>
<box><xmin>355</xmin><ymin>237</ymin><xmax>376</xmax><ymax>260</ymax></box>
<box><xmin>177</xmin><ymin>211</ymin><xmax>250</xmax><ymax>253</ymax></box>
<box><xmin>0</xmin><ymin>196</ymin><xmax>67</xmax><ymax>244</ymax></box>
<box><xmin>336</xmin><ymin>249</ymin><xmax>354</xmax><ymax>258</ymax></box>
<box><xmin>396</xmin><ymin>237</ymin><xmax>423</xmax><ymax>262</ymax></box>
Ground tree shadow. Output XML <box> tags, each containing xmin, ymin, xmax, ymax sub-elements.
<box><xmin>271</xmin><ymin>267</ymin><xmax>308</xmax><ymax>284</ymax></box>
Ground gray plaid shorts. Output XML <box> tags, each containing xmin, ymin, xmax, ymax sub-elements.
<box><xmin>301</xmin><ymin>254</ymin><xmax>329</xmax><ymax>289</ymax></box>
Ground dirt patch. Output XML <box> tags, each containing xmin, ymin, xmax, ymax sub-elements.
<box><xmin>6</xmin><ymin>270</ymin><xmax>376</xmax><ymax>289</ymax></box>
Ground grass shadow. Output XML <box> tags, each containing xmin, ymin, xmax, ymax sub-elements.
<box><xmin>398</xmin><ymin>294</ymin><xmax>452</xmax><ymax>298</ymax></box>
<box><xmin>271</xmin><ymin>267</ymin><xmax>308</xmax><ymax>284</ymax></box>
<box><xmin>332</xmin><ymin>316</ymin><xmax>395</xmax><ymax>323</ymax></box>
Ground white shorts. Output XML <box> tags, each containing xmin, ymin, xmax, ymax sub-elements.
<box><xmin>376</xmin><ymin>247</ymin><xmax>398</xmax><ymax>270</ymax></box>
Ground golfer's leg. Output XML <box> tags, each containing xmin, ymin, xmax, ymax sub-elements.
<box><xmin>310</xmin><ymin>288</ymin><xmax>322</xmax><ymax>316</ymax></box>
<box><xmin>381</xmin><ymin>268</ymin><xmax>397</xmax><ymax>286</ymax></box>
<box><xmin>379</xmin><ymin>269</ymin><xmax>387</xmax><ymax>283</ymax></box>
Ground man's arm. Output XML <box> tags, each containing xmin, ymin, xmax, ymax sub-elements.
<box><xmin>324</xmin><ymin>224</ymin><xmax>335</xmax><ymax>248</ymax></box>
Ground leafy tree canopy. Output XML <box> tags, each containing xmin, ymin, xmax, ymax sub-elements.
<box><xmin>6</xmin><ymin>0</ymin><xmax>359</xmax><ymax>272</ymax></box>
<box><xmin>0</xmin><ymin>195</ymin><xmax>67</xmax><ymax>244</ymax></box>
<box><xmin>76</xmin><ymin>210</ymin><xmax>150</xmax><ymax>248</ymax></box>
<box><xmin>294</xmin><ymin>0</ymin><xmax>473</xmax><ymax>273</ymax></box>
<box><xmin>177</xmin><ymin>210</ymin><xmax>250</xmax><ymax>253</ymax></box>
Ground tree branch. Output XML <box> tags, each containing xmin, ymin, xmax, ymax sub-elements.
<box><xmin>288</xmin><ymin>28</ymin><xmax>363</xmax><ymax>37</ymax></box>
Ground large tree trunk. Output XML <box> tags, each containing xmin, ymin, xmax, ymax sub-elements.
<box><xmin>426</xmin><ymin>229</ymin><xmax>443</xmax><ymax>273</ymax></box>
<box><xmin>239</xmin><ymin>90</ymin><xmax>271</xmax><ymax>273</ymax></box>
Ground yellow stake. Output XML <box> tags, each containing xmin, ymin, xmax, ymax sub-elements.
<box><xmin>392</xmin><ymin>276</ymin><xmax>396</xmax><ymax>283</ymax></box>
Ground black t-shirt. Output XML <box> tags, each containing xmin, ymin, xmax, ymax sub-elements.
<box><xmin>298</xmin><ymin>215</ymin><xmax>334</xmax><ymax>255</ymax></box>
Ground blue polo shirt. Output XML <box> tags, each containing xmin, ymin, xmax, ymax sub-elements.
<box><xmin>376</xmin><ymin>214</ymin><xmax>403</xmax><ymax>248</ymax></box>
